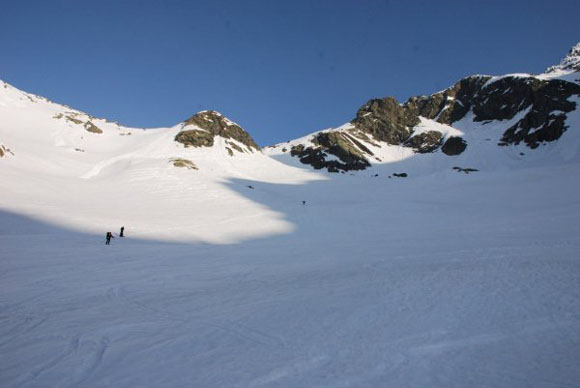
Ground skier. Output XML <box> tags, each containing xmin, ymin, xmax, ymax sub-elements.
<box><xmin>302</xmin><ymin>200</ymin><xmax>306</xmax><ymax>205</ymax></box>
<box><xmin>105</xmin><ymin>231</ymin><xmax>114</xmax><ymax>245</ymax></box>
<box><xmin>120</xmin><ymin>226</ymin><xmax>125</xmax><ymax>237</ymax></box>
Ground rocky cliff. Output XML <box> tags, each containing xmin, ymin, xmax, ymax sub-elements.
<box><xmin>274</xmin><ymin>43</ymin><xmax>580</xmax><ymax>172</ymax></box>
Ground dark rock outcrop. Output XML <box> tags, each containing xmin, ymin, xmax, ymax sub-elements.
<box><xmin>404</xmin><ymin>131</ymin><xmax>442</xmax><ymax>153</ymax></box>
<box><xmin>176</xmin><ymin>110</ymin><xmax>260</xmax><ymax>151</ymax></box>
<box><xmin>453</xmin><ymin>167</ymin><xmax>478</xmax><ymax>174</ymax></box>
<box><xmin>175</xmin><ymin>130</ymin><xmax>214</xmax><ymax>148</ymax></box>
<box><xmin>405</xmin><ymin>76</ymin><xmax>491</xmax><ymax>125</ymax></box>
<box><xmin>442</xmin><ymin>136</ymin><xmax>468</xmax><ymax>156</ymax></box>
<box><xmin>284</xmin><ymin>43</ymin><xmax>580</xmax><ymax>171</ymax></box>
<box><xmin>352</xmin><ymin>97</ymin><xmax>419</xmax><ymax>144</ymax></box>
<box><xmin>491</xmin><ymin>78</ymin><xmax>580</xmax><ymax>148</ymax></box>
<box><xmin>290</xmin><ymin>134</ymin><xmax>370</xmax><ymax>173</ymax></box>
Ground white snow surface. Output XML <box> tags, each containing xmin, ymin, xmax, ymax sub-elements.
<box><xmin>1</xmin><ymin>80</ymin><xmax>580</xmax><ymax>387</ymax></box>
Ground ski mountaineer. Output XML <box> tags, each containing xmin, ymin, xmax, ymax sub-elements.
<box><xmin>105</xmin><ymin>231</ymin><xmax>114</xmax><ymax>245</ymax></box>
<box><xmin>120</xmin><ymin>226</ymin><xmax>125</xmax><ymax>237</ymax></box>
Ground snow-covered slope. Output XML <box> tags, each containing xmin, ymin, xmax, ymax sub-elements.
<box><xmin>1</xmin><ymin>44</ymin><xmax>580</xmax><ymax>388</ymax></box>
<box><xmin>0</xmin><ymin>80</ymin><xmax>325</xmax><ymax>243</ymax></box>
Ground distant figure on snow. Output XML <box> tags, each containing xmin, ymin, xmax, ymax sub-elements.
<box><xmin>120</xmin><ymin>226</ymin><xmax>125</xmax><ymax>237</ymax></box>
<box><xmin>302</xmin><ymin>200</ymin><xmax>306</xmax><ymax>205</ymax></box>
<box><xmin>105</xmin><ymin>232</ymin><xmax>114</xmax><ymax>245</ymax></box>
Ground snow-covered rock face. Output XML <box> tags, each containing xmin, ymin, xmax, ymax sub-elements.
<box><xmin>271</xmin><ymin>43</ymin><xmax>580</xmax><ymax>172</ymax></box>
<box><xmin>175</xmin><ymin>110</ymin><xmax>260</xmax><ymax>155</ymax></box>
<box><xmin>546</xmin><ymin>42</ymin><xmax>580</xmax><ymax>74</ymax></box>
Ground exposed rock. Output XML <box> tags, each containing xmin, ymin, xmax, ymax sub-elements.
<box><xmin>226</xmin><ymin>141</ymin><xmax>244</xmax><ymax>154</ymax></box>
<box><xmin>0</xmin><ymin>145</ymin><xmax>14</xmax><ymax>158</ymax></box>
<box><xmin>405</xmin><ymin>76</ymin><xmax>491</xmax><ymax>125</ymax></box>
<box><xmin>180</xmin><ymin>110</ymin><xmax>260</xmax><ymax>151</ymax></box>
<box><xmin>313</xmin><ymin>132</ymin><xmax>371</xmax><ymax>165</ymax></box>
<box><xmin>351</xmin><ymin>97</ymin><xmax>419</xmax><ymax>144</ymax></box>
<box><xmin>283</xmin><ymin>43</ymin><xmax>580</xmax><ymax>171</ymax></box>
<box><xmin>442</xmin><ymin>136</ymin><xmax>467</xmax><ymax>155</ymax></box>
<box><xmin>404</xmin><ymin>131</ymin><xmax>442</xmax><ymax>153</ymax></box>
<box><xmin>290</xmin><ymin>131</ymin><xmax>371</xmax><ymax>172</ymax></box>
<box><xmin>68</xmin><ymin>116</ymin><xmax>84</xmax><ymax>125</ymax></box>
<box><xmin>170</xmin><ymin>158</ymin><xmax>198</xmax><ymax>170</ymax></box>
<box><xmin>175</xmin><ymin>130</ymin><xmax>214</xmax><ymax>148</ymax></box>
<box><xmin>84</xmin><ymin>121</ymin><xmax>103</xmax><ymax>134</ymax></box>
<box><xmin>491</xmin><ymin>78</ymin><xmax>580</xmax><ymax>148</ymax></box>
<box><xmin>500</xmin><ymin>110</ymin><xmax>569</xmax><ymax>149</ymax></box>
<box><xmin>453</xmin><ymin>167</ymin><xmax>478</xmax><ymax>174</ymax></box>
<box><xmin>393</xmin><ymin>173</ymin><xmax>408</xmax><ymax>177</ymax></box>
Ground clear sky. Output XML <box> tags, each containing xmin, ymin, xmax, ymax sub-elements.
<box><xmin>1</xmin><ymin>0</ymin><xmax>578</xmax><ymax>146</ymax></box>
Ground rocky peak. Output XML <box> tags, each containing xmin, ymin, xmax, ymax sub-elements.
<box><xmin>546</xmin><ymin>42</ymin><xmax>580</xmax><ymax>74</ymax></box>
<box><xmin>351</xmin><ymin>97</ymin><xmax>419</xmax><ymax>144</ymax></box>
<box><xmin>175</xmin><ymin>110</ymin><xmax>260</xmax><ymax>152</ymax></box>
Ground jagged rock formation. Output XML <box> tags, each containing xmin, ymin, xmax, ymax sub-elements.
<box><xmin>280</xmin><ymin>43</ymin><xmax>580</xmax><ymax>172</ymax></box>
<box><xmin>290</xmin><ymin>132</ymin><xmax>371</xmax><ymax>172</ymax></box>
<box><xmin>175</xmin><ymin>111</ymin><xmax>259</xmax><ymax>153</ymax></box>
<box><xmin>546</xmin><ymin>42</ymin><xmax>580</xmax><ymax>74</ymax></box>
<box><xmin>404</xmin><ymin>131</ymin><xmax>442</xmax><ymax>153</ymax></box>
<box><xmin>352</xmin><ymin>97</ymin><xmax>420</xmax><ymax>144</ymax></box>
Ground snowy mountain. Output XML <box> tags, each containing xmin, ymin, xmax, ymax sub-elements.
<box><xmin>1</xmin><ymin>43</ymin><xmax>580</xmax><ymax>388</ymax></box>
<box><xmin>0</xmin><ymin>79</ymin><xmax>327</xmax><ymax>242</ymax></box>
<box><xmin>266</xmin><ymin>43</ymin><xmax>580</xmax><ymax>173</ymax></box>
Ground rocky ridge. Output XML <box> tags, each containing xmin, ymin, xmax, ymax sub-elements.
<box><xmin>175</xmin><ymin>110</ymin><xmax>260</xmax><ymax>155</ymax></box>
<box><xmin>546</xmin><ymin>42</ymin><xmax>580</xmax><ymax>74</ymax></box>
<box><xmin>276</xmin><ymin>43</ymin><xmax>580</xmax><ymax>172</ymax></box>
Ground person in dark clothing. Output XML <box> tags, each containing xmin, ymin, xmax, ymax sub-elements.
<box><xmin>120</xmin><ymin>226</ymin><xmax>125</xmax><ymax>237</ymax></box>
<box><xmin>105</xmin><ymin>232</ymin><xmax>114</xmax><ymax>245</ymax></box>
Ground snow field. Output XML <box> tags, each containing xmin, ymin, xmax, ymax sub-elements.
<box><xmin>1</xmin><ymin>162</ymin><xmax>580</xmax><ymax>387</ymax></box>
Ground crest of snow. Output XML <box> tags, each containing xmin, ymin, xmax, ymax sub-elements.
<box><xmin>538</xmin><ymin>43</ymin><xmax>580</xmax><ymax>83</ymax></box>
<box><xmin>482</xmin><ymin>73</ymin><xmax>534</xmax><ymax>89</ymax></box>
<box><xmin>410</xmin><ymin>117</ymin><xmax>463</xmax><ymax>140</ymax></box>
<box><xmin>545</xmin><ymin>42</ymin><xmax>580</xmax><ymax>74</ymax></box>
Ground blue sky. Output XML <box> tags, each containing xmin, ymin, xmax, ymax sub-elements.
<box><xmin>1</xmin><ymin>0</ymin><xmax>578</xmax><ymax>145</ymax></box>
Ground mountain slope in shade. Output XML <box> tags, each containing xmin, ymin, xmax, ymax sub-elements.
<box><xmin>265</xmin><ymin>42</ymin><xmax>580</xmax><ymax>172</ymax></box>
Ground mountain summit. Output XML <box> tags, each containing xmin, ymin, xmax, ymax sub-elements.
<box><xmin>546</xmin><ymin>42</ymin><xmax>580</xmax><ymax>74</ymax></box>
<box><xmin>266</xmin><ymin>42</ymin><xmax>580</xmax><ymax>172</ymax></box>
<box><xmin>175</xmin><ymin>110</ymin><xmax>260</xmax><ymax>155</ymax></box>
